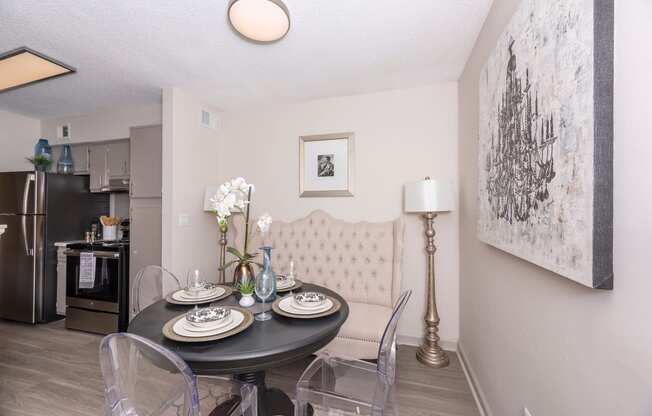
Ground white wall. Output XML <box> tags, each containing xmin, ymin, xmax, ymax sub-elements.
<box><xmin>41</xmin><ymin>104</ymin><xmax>161</xmax><ymax>144</ymax></box>
<box><xmin>0</xmin><ymin>111</ymin><xmax>41</xmax><ymax>172</ymax></box>
<box><xmin>162</xmin><ymin>88</ymin><xmax>221</xmax><ymax>283</ymax></box>
<box><xmin>458</xmin><ymin>1</ymin><xmax>652</xmax><ymax>415</ymax></box>
<box><xmin>218</xmin><ymin>84</ymin><xmax>459</xmax><ymax>345</ymax></box>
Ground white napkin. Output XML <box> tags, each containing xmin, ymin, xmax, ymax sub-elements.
<box><xmin>79</xmin><ymin>252</ymin><xmax>96</xmax><ymax>289</ymax></box>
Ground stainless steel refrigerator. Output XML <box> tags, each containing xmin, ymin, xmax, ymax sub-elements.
<box><xmin>0</xmin><ymin>171</ymin><xmax>109</xmax><ymax>323</ymax></box>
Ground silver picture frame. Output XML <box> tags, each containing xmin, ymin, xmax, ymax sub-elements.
<box><xmin>299</xmin><ymin>132</ymin><xmax>355</xmax><ymax>198</ymax></box>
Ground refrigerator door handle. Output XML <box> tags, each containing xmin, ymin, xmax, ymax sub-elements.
<box><xmin>21</xmin><ymin>174</ymin><xmax>35</xmax><ymax>256</ymax></box>
<box><xmin>21</xmin><ymin>215</ymin><xmax>33</xmax><ymax>256</ymax></box>
<box><xmin>22</xmin><ymin>173</ymin><xmax>35</xmax><ymax>214</ymax></box>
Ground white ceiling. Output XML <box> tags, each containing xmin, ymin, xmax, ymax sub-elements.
<box><xmin>0</xmin><ymin>0</ymin><xmax>492</xmax><ymax>119</ymax></box>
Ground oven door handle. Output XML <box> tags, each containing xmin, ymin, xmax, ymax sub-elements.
<box><xmin>64</xmin><ymin>249</ymin><xmax>120</xmax><ymax>259</ymax></box>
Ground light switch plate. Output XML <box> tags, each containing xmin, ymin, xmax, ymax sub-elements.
<box><xmin>57</xmin><ymin>124</ymin><xmax>71</xmax><ymax>140</ymax></box>
<box><xmin>178</xmin><ymin>213</ymin><xmax>191</xmax><ymax>227</ymax></box>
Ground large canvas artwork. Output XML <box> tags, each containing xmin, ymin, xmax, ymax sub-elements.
<box><xmin>477</xmin><ymin>0</ymin><xmax>613</xmax><ymax>288</ymax></box>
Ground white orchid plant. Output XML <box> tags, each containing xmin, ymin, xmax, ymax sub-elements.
<box><xmin>209</xmin><ymin>177</ymin><xmax>272</xmax><ymax>271</ymax></box>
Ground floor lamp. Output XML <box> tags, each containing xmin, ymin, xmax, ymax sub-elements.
<box><xmin>404</xmin><ymin>177</ymin><xmax>454</xmax><ymax>368</ymax></box>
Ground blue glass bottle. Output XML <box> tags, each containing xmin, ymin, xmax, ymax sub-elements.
<box><xmin>34</xmin><ymin>138</ymin><xmax>52</xmax><ymax>160</ymax></box>
<box><xmin>57</xmin><ymin>144</ymin><xmax>74</xmax><ymax>174</ymax></box>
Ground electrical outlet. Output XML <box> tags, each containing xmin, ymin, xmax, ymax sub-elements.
<box><xmin>524</xmin><ymin>407</ymin><xmax>533</xmax><ymax>416</ymax></box>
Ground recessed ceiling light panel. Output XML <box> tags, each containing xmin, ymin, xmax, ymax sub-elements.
<box><xmin>0</xmin><ymin>47</ymin><xmax>75</xmax><ymax>93</ymax></box>
<box><xmin>228</xmin><ymin>0</ymin><xmax>290</xmax><ymax>44</ymax></box>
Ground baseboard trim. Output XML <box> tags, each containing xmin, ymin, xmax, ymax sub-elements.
<box><xmin>457</xmin><ymin>342</ymin><xmax>492</xmax><ymax>416</ymax></box>
<box><xmin>397</xmin><ymin>334</ymin><xmax>457</xmax><ymax>352</ymax></box>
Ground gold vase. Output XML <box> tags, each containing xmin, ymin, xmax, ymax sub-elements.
<box><xmin>233</xmin><ymin>263</ymin><xmax>255</xmax><ymax>287</ymax></box>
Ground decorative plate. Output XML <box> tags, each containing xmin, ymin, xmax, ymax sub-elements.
<box><xmin>186</xmin><ymin>306</ymin><xmax>231</xmax><ymax>324</ymax></box>
<box><xmin>272</xmin><ymin>295</ymin><xmax>341</xmax><ymax>319</ymax></box>
<box><xmin>166</xmin><ymin>285</ymin><xmax>232</xmax><ymax>305</ymax></box>
<box><xmin>293</xmin><ymin>292</ymin><xmax>326</xmax><ymax>308</ymax></box>
<box><xmin>162</xmin><ymin>307</ymin><xmax>254</xmax><ymax>342</ymax></box>
<box><xmin>275</xmin><ymin>279</ymin><xmax>303</xmax><ymax>293</ymax></box>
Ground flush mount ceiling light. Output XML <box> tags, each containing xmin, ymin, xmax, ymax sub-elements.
<box><xmin>0</xmin><ymin>47</ymin><xmax>75</xmax><ymax>93</ymax></box>
<box><xmin>228</xmin><ymin>0</ymin><xmax>290</xmax><ymax>44</ymax></box>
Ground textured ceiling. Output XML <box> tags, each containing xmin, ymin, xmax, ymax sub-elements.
<box><xmin>0</xmin><ymin>0</ymin><xmax>492</xmax><ymax>119</ymax></box>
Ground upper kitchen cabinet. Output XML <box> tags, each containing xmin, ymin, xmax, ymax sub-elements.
<box><xmin>106</xmin><ymin>140</ymin><xmax>130</xmax><ymax>179</ymax></box>
<box><xmin>49</xmin><ymin>145</ymin><xmax>62</xmax><ymax>173</ymax></box>
<box><xmin>71</xmin><ymin>144</ymin><xmax>90</xmax><ymax>175</ymax></box>
<box><xmin>130</xmin><ymin>125</ymin><xmax>162</xmax><ymax>198</ymax></box>
<box><xmin>89</xmin><ymin>143</ymin><xmax>107</xmax><ymax>192</ymax></box>
<box><xmin>49</xmin><ymin>143</ymin><xmax>89</xmax><ymax>174</ymax></box>
<box><xmin>89</xmin><ymin>139</ymin><xmax>130</xmax><ymax>192</ymax></box>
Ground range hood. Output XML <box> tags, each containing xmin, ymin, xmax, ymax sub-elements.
<box><xmin>94</xmin><ymin>178</ymin><xmax>129</xmax><ymax>193</ymax></box>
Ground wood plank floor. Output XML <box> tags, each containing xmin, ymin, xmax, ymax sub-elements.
<box><xmin>0</xmin><ymin>319</ymin><xmax>479</xmax><ymax>416</ymax></box>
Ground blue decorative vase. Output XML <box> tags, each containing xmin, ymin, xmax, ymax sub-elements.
<box><xmin>256</xmin><ymin>246</ymin><xmax>277</xmax><ymax>302</ymax></box>
<box><xmin>57</xmin><ymin>144</ymin><xmax>74</xmax><ymax>174</ymax></box>
<box><xmin>34</xmin><ymin>139</ymin><xmax>52</xmax><ymax>160</ymax></box>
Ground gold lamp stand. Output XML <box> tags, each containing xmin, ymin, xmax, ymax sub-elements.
<box><xmin>416</xmin><ymin>212</ymin><xmax>449</xmax><ymax>368</ymax></box>
<box><xmin>218</xmin><ymin>224</ymin><xmax>228</xmax><ymax>284</ymax></box>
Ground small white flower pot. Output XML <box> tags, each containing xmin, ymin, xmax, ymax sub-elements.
<box><xmin>239</xmin><ymin>294</ymin><xmax>255</xmax><ymax>308</ymax></box>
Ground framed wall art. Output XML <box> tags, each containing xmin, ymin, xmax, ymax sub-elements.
<box><xmin>477</xmin><ymin>0</ymin><xmax>614</xmax><ymax>289</ymax></box>
<box><xmin>299</xmin><ymin>132</ymin><xmax>355</xmax><ymax>198</ymax></box>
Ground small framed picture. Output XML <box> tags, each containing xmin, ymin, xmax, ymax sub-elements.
<box><xmin>299</xmin><ymin>132</ymin><xmax>355</xmax><ymax>197</ymax></box>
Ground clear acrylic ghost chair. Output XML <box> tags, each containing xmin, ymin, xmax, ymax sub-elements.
<box><xmin>131</xmin><ymin>265</ymin><xmax>181</xmax><ymax>318</ymax></box>
<box><xmin>294</xmin><ymin>291</ymin><xmax>412</xmax><ymax>416</ymax></box>
<box><xmin>100</xmin><ymin>333</ymin><xmax>257</xmax><ymax>416</ymax></box>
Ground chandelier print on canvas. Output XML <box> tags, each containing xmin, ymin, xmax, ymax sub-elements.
<box><xmin>477</xmin><ymin>0</ymin><xmax>614</xmax><ymax>289</ymax></box>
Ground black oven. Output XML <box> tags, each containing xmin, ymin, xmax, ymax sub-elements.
<box><xmin>65</xmin><ymin>242</ymin><xmax>129</xmax><ymax>334</ymax></box>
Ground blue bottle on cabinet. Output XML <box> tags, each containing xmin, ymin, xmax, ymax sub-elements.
<box><xmin>57</xmin><ymin>144</ymin><xmax>74</xmax><ymax>174</ymax></box>
<box><xmin>34</xmin><ymin>138</ymin><xmax>52</xmax><ymax>160</ymax></box>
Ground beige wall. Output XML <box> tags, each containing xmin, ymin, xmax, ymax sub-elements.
<box><xmin>162</xmin><ymin>88</ymin><xmax>221</xmax><ymax>284</ymax></box>
<box><xmin>40</xmin><ymin>104</ymin><xmax>162</xmax><ymax>144</ymax></box>
<box><xmin>0</xmin><ymin>111</ymin><xmax>41</xmax><ymax>172</ymax></box>
<box><xmin>218</xmin><ymin>84</ymin><xmax>459</xmax><ymax>345</ymax></box>
<box><xmin>458</xmin><ymin>1</ymin><xmax>652</xmax><ymax>415</ymax></box>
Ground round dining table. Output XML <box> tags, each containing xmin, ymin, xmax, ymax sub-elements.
<box><xmin>128</xmin><ymin>283</ymin><xmax>349</xmax><ymax>416</ymax></box>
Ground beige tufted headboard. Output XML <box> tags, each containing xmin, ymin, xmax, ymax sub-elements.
<box><xmin>232</xmin><ymin>210</ymin><xmax>404</xmax><ymax>308</ymax></box>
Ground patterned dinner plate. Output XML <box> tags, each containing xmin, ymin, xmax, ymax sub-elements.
<box><xmin>272</xmin><ymin>295</ymin><xmax>341</xmax><ymax>319</ymax></box>
<box><xmin>275</xmin><ymin>279</ymin><xmax>303</xmax><ymax>293</ymax></box>
<box><xmin>162</xmin><ymin>307</ymin><xmax>254</xmax><ymax>342</ymax></box>
<box><xmin>166</xmin><ymin>285</ymin><xmax>233</xmax><ymax>305</ymax></box>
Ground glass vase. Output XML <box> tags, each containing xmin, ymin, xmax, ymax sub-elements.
<box><xmin>34</xmin><ymin>138</ymin><xmax>51</xmax><ymax>160</ymax></box>
<box><xmin>254</xmin><ymin>246</ymin><xmax>277</xmax><ymax>321</ymax></box>
<box><xmin>57</xmin><ymin>144</ymin><xmax>74</xmax><ymax>174</ymax></box>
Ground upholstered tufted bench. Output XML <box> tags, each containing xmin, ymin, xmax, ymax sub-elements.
<box><xmin>234</xmin><ymin>210</ymin><xmax>404</xmax><ymax>360</ymax></box>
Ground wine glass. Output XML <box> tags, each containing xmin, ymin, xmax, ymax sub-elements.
<box><xmin>255</xmin><ymin>272</ymin><xmax>275</xmax><ymax>321</ymax></box>
<box><xmin>186</xmin><ymin>269</ymin><xmax>203</xmax><ymax>315</ymax></box>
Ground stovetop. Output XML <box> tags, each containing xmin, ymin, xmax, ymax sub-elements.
<box><xmin>68</xmin><ymin>240</ymin><xmax>130</xmax><ymax>251</ymax></box>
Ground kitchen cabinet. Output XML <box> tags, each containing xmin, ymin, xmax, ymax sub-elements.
<box><xmin>129</xmin><ymin>198</ymin><xmax>162</xmax><ymax>287</ymax></box>
<box><xmin>130</xmin><ymin>125</ymin><xmax>162</xmax><ymax>198</ymax></box>
<box><xmin>49</xmin><ymin>146</ymin><xmax>61</xmax><ymax>172</ymax></box>
<box><xmin>71</xmin><ymin>144</ymin><xmax>90</xmax><ymax>174</ymax></box>
<box><xmin>88</xmin><ymin>139</ymin><xmax>130</xmax><ymax>191</ymax></box>
<box><xmin>48</xmin><ymin>144</ymin><xmax>91</xmax><ymax>175</ymax></box>
<box><xmin>89</xmin><ymin>143</ymin><xmax>107</xmax><ymax>192</ymax></box>
<box><xmin>107</xmin><ymin>140</ymin><xmax>130</xmax><ymax>179</ymax></box>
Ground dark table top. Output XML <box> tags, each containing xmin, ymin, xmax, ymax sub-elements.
<box><xmin>128</xmin><ymin>284</ymin><xmax>349</xmax><ymax>375</ymax></box>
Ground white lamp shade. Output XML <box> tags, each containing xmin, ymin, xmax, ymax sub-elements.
<box><xmin>404</xmin><ymin>179</ymin><xmax>455</xmax><ymax>213</ymax></box>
